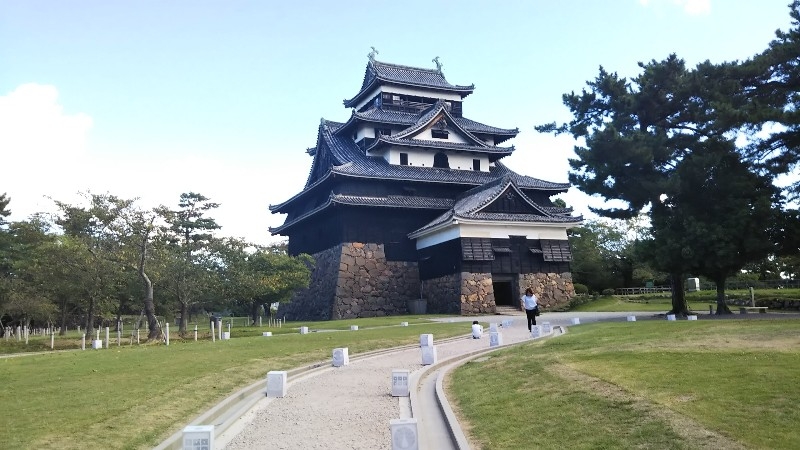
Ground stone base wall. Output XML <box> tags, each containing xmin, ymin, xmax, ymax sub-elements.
<box><xmin>282</xmin><ymin>245</ymin><xmax>341</xmax><ymax>321</ymax></box>
<box><xmin>331</xmin><ymin>243</ymin><xmax>419</xmax><ymax>319</ymax></box>
<box><xmin>422</xmin><ymin>274</ymin><xmax>461</xmax><ymax>314</ymax></box>
<box><xmin>285</xmin><ymin>243</ymin><xmax>420</xmax><ymax>321</ymax></box>
<box><xmin>460</xmin><ymin>272</ymin><xmax>496</xmax><ymax>315</ymax></box>
<box><xmin>519</xmin><ymin>272</ymin><xmax>575</xmax><ymax>311</ymax></box>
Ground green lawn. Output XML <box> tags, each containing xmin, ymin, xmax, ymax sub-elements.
<box><xmin>0</xmin><ymin>316</ymin><xmax>468</xmax><ymax>450</ymax></box>
<box><xmin>449</xmin><ymin>319</ymin><xmax>800</xmax><ymax>449</ymax></box>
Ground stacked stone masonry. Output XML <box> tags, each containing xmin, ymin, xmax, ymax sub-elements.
<box><xmin>519</xmin><ymin>272</ymin><xmax>576</xmax><ymax>310</ymax></box>
<box><xmin>284</xmin><ymin>243</ymin><xmax>577</xmax><ymax>321</ymax></box>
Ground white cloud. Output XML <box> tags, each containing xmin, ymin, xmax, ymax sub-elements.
<box><xmin>638</xmin><ymin>0</ymin><xmax>711</xmax><ymax>16</ymax></box>
<box><xmin>675</xmin><ymin>0</ymin><xmax>711</xmax><ymax>16</ymax></box>
<box><xmin>0</xmin><ymin>83</ymin><xmax>94</xmax><ymax>219</ymax></box>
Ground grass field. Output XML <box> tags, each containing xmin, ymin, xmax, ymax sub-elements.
<box><xmin>448</xmin><ymin>319</ymin><xmax>800</xmax><ymax>449</ymax></box>
<box><xmin>571</xmin><ymin>288</ymin><xmax>800</xmax><ymax>313</ymax></box>
<box><xmin>0</xmin><ymin>316</ymin><xmax>467</xmax><ymax>449</ymax></box>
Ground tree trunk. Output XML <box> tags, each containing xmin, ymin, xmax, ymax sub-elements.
<box><xmin>667</xmin><ymin>272</ymin><xmax>691</xmax><ymax>317</ymax></box>
<box><xmin>138</xmin><ymin>231</ymin><xmax>161</xmax><ymax>340</ymax></box>
<box><xmin>58</xmin><ymin>295</ymin><xmax>68</xmax><ymax>336</ymax></box>
<box><xmin>714</xmin><ymin>276</ymin><xmax>733</xmax><ymax>314</ymax></box>
<box><xmin>179</xmin><ymin>299</ymin><xmax>189</xmax><ymax>334</ymax></box>
<box><xmin>85</xmin><ymin>295</ymin><xmax>96</xmax><ymax>337</ymax></box>
<box><xmin>250</xmin><ymin>300</ymin><xmax>260</xmax><ymax>326</ymax></box>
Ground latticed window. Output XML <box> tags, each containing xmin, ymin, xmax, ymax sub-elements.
<box><xmin>462</xmin><ymin>238</ymin><xmax>494</xmax><ymax>261</ymax></box>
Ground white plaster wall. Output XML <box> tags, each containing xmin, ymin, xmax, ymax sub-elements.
<box><xmin>414</xmin><ymin>222</ymin><xmax>575</xmax><ymax>249</ymax></box>
<box><xmin>374</xmin><ymin>146</ymin><xmax>489</xmax><ymax>171</ymax></box>
<box><xmin>415</xmin><ymin>128</ymin><xmax>468</xmax><ymax>143</ymax></box>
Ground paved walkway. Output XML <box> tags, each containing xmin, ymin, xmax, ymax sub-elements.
<box><xmin>213</xmin><ymin>311</ymin><xmax>653</xmax><ymax>449</ymax></box>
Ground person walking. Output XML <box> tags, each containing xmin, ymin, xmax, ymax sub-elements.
<box><xmin>521</xmin><ymin>288</ymin><xmax>539</xmax><ymax>331</ymax></box>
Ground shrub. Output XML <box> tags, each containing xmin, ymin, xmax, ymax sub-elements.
<box><xmin>573</xmin><ymin>283</ymin><xmax>589</xmax><ymax>295</ymax></box>
<box><xmin>601</xmin><ymin>288</ymin><xmax>615</xmax><ymax>296</ymax></box>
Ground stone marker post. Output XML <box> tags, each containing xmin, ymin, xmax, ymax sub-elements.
<box><xmin>390</xmin><ymin>418</ymin><xmax>419</xmax><ymax>450</ymax></box>
<box><xmin>266</xmin><ymin>371</ymin><xmax>288</xmax><ymax>398</ymax></box>
<box><xmin>391</xmin><ymin>369</ymin><xmax>410</xmax><ymax>397</ymax></box>
<box><xmin>182</xmin><ymin>424</ymin><xmax>214</xmax><ymax>450</ymax></box>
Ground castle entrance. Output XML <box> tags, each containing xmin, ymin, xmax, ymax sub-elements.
<box><xmin>492</xmin><ymin>278</ymin><xmax>515</xmax><ymax>306</ymax></box>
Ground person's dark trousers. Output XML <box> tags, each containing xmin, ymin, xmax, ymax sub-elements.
<box><xmin>525</xmin><ymin>308</ymin><xmax>537</xmax><ymax>330</ymax></box>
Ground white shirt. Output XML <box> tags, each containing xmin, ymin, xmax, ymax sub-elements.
<box><xmin>522</xmin><ymin>294</ymin><xmax>538</xmax><ymax>310</ymax></box>
<box><xmin>471</xmin><ymin>323</ymin><xmax>483</xmax><ymax>338</ymax></box>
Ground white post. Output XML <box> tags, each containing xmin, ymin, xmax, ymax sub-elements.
<box><xmin>217</xmin><ymin>319</ymin><xmax>222</xmax><ymax>341</ymax></box>
<box><xmin>96</xmin><ymin>329</ymin><xmax>100</xmax><ymax>341</ymax></box>
<box><xmin>50</xmin><ymin>333</ymin><xmax>54</xmax><ymax>349</ymax></box>
<box><xmin>165</xmin><ymin>323</ymin><xmax>170</xmax><ymax>346</ymax></box>
<box><xmin>211</xmin><ymin>321</ymin><xmax>216</xmax><ymax>342</ymax></box>
<box><xmin>258</xmin><ymin>316</ymin><xmax>262</xmax><ymax>327</ymax></box>
<box><xmin>16</xmin><ymin>326</ymin><xmax>20</xmax><ymax>341</ymax></box>
<box><xmin>25</xmin><ymin>326</ymin><xmax>29</xmax><ymax>344</ymax></box>
<box><xmin>136</xmin><ymin>328</ymin><xmax>140</xmax><ymax>344</ymax></box>
<box><xmin>194</xmin><ymin>325</ymin><xmax>198</xmax><ymax>342</ymax></box>
<box><xmin>81</xmin><ymin>334</ymin><xmax>86</xmax><ymax>350</ymax></box>
<box><xmin>105</xmin><ymin>327</ymin><xmax>109</xmax><ymax>349</ymax></box>
<box><xmin>227</xmin><ymin>322</ymin><xmax>231</xmax><ymax>336</ymax></box>
<box><xmin>117</xmin><ymin>329</ymin><xmax>121</xmax><ymax>346</ymax></box>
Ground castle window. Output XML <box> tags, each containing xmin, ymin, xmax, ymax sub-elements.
<box><xmin>431</xmin><ymin>129</ymin><xmax>449</xmax><ymax>139</ymax></box>
<box><xmin>473</xmin><ymin>159</ymin><xmax>481</xmax><ymax>171</ymax></box>
<box><xmin>433</xmin><ymin>152</ymin><xmax>450</xmax><ymax>169</ymax></box>
<box><xmin>376</xmin><ymin>128</ymin><xmax>392</xmax><ymax>137</ymax></box>
<box><xmin>400</xmin><ymin>153</ymin><xmax>409</xmax><ymax>165</ymax></box>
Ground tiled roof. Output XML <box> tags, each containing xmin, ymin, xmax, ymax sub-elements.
<box><xmin>408</xmin><ymin>177</ymin><xmax>582</xmax><ymax>237</ymax></box>
<box><xmin>270</xmin><ymin>120</ymin><xmax>570</xmax><ymax>213</ymax></box>
<box><xmin>344</xmin><ymin>60</ymin><xmax>474</xmax><ymax>108</ymax></box>
<box><xmin>332</xmin><ymin>194</ymin><xmax>453</xmax><ymax>209</ymax></box>
<box><xmin>270</xmin><ymin>193</ymin><xmax>453</xmax><ymax>233</ymax></box>
<box><xmin>349</xmin><ymin>108</ymin><xmax>518</xmax><ymax>136</ymax></box>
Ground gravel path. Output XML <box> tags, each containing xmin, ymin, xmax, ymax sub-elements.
<box><xmin>218</xmin><ymin>329</ymin><xmax>508</xmax><ymax>449</ymax></box>
<box><xmin>216</xmin><ymin>312</ymin><xmax>658</xmax><ymax>449</ymax></box>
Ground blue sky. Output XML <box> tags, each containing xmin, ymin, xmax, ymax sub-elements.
<box><xmin>1</xmin><ymin>0</ymin><xmax>794</xmax><ymax>245</ymax></box>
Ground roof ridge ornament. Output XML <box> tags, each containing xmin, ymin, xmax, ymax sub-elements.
<box><xmin>432</xmin><ymin>56</ymin><xmax>443</xmax><ymax>74</ymax></box>
<box><xmin>368</xmin><ymin>46</ymin><xmax>379</xmax><ymax>62</ymax></box>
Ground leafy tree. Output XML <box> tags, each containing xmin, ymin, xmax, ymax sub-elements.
<box><xmin>159</xmin><ymin>193</ymin><xmax>221</xmax><ymax>333</ymax></box>
<box><xmin>737</xmin><ymin>1</ymin><xmax>800</xmax><ymax>200</ymax></box>
<box><xmin>217</xmin><ymin>239</ymin><xmax>312</xmax><ymax>325</ymax></box>
<box><xmin>53</xmin><ymin>193</ymin><xmax>162</xmax><ymax>338</ymax></box>
<box><xmin>538</xmin><ymin>54</ymin><xmax>783</xmax><ymax>315</ymax></box>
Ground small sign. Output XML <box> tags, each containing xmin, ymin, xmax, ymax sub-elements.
<box><xmin>489</xmin><ymin>331</ymin><xmax>502</xmax><ymax>347</ymax></box>
<box><xmin>541</xmin><ymin>322</ymin><xmax>552</xmax><ymax>333</ymax></box>
<box><xmin>350</xmin><ymin>325</ymin><xmax>358</xmax><ymax>331</ymax></box>
<box><xmin>262</xmin><ymin>332</ymin><xmax>272</xmax><ymax>337</ymax></box>
<box><xmin>531</xmin><ymin>326</ymin><xmax>541</xmax><ymax>338</ymax></box>
<box><xmin>182</xmin><ymin>425</ymin><xmax>214</xmax><ymax>450</ymax></box>
<box><xmin>687</xmin><ymin>315</ymin><xmax>698</xmax><ymax>321</ymax></box>
<box><xmin>489</xmin><ymin>323</ymin><xmax>498</xmax><ymax>333</ymax></box>
<box><xmin>332</xmin><ymin>347</ymin><xmax>349</xmax><ymax>367</ymax></box>
<box><xmin>570</xmin><ymin>318</ymin><xmax>581</xmax><ymax>325</ymax></box>
<box><xmin>222</xmin><ymin>332</ymin><xmax>230</xmax><ymax>340</ymax></box>
<box><xmin>391</xmin><ymin>369</ymin><xmax>410</xmax><ymax>397</ymax></box>
<box><xmin>266</xmin><ymin>370</ymin><xmax>287</xmax><ymax>398</ymax></box>
<box><xmin>666</xmin><ymin>314</ymin><xmax>676</xmax><ymax>321</ymax></box>
<box><xmin>299</xmin><ymin>326</ymin><xmax>309</xmax><ymax>334</ymax></box>
<box><xmin>421</xmin><ymin>345</ymin><xmax>437</xmax><ymax>365</ymax></box>
<box><xmin>627</xmin><ymin>316</ymin><xmax>637</xmax><ymax>322</ymax></box>
<box><xmin>400</xmin><ymin>322</ymin><xmax>409</xmax><ymax>327</ymax></box>
<box><xmin>390</xmin><ymin>418</ymin><xmax>418</xmax><ymax>450</ymax></box>
<box><xmin>91</xmin><ymin>339</ymin><xmax>103</xmax><ymax>349</ymax></box>
<box><xmin>419</xmin><ymin>334</ymin><xmax>433</xmax><ymax>347</ymax></box>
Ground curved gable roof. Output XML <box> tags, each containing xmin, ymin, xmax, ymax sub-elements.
<box><xmin>343</xmin><ymin>60</ymin><xmax>474</xmax><ymax>108</ymax></box>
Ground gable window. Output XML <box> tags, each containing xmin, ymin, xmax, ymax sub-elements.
<box><xmin>376</xmin><ymin>128</ymin><xmax>392</xmax><ymax>137</ymax></box>
<box><xmin>473</xmin><ymin>159</ymin><xmax>481</xmax><ymax>171</ymax></box>
<box><xmin>433</xmin><ymin>152</ymin><xmax>450</xmax><ymax>169</ymax></box>
<box><xmin>400</xmin><ymin>153</ymin><xmax>409</xmax><ymax>165</ymax></box>
<box><xmin>431</xmin><ymin>129</ymin><xmax>449</xmax><ymax>139</ymax></box>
